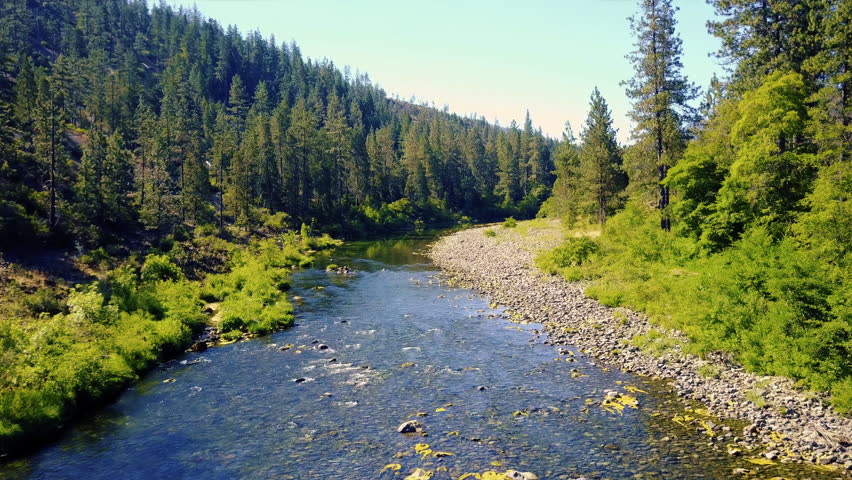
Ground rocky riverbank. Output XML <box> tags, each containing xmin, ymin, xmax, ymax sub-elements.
<box><xmin>429</xmin><ymin>225</ymin><xmax>852</xmax><ymax>474</ymax></box>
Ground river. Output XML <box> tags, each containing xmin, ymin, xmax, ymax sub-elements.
<box><xmin>0</xmin><ymin>233</ymin><xmax>840</xmax><ymax>479</ymax></box>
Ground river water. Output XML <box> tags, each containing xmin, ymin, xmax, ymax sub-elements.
<box><xmin>0</xmin><ymin>234</ymin><xmax>841</xmax><ymax>479</ymax></box>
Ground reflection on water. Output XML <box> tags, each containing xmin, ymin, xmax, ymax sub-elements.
<box><xmin>0</xmin><ymin>233</ymin><xmax>841</xmax><ymax>480</ymax></box>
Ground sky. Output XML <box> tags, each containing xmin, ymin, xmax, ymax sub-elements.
<box><xmin>165</xmin><ymin>0</ymin><xmax>724</xmax><ymax>143</ymax></box>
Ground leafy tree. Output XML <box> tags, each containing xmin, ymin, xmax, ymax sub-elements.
<box><xmin>699</xmin><ymin>72</ymin><xmax>816</xmax><ymax>249</ymax></box>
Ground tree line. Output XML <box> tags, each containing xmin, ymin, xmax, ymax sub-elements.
<box><xmin>0</xmin><ymin>0</ymin><xmax>555</xmax><ymax>248</ymax></box>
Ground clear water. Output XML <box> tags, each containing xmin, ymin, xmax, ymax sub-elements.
<box><xmin>0</xmin><ymin>234</ymin><xmax>840</xmax><ymax>480</ymax></box>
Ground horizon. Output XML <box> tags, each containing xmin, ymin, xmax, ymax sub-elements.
<box><xmin>164</xmin><ymin>0</ymin><xmax>724</xmax><ymax>143</ymax></box>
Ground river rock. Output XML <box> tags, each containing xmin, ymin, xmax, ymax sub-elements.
<box><xmin>189</xmin><ymin>341</ymin><xmax>207</xmax><ymax>352</ymax></box>
<box><xmin>397</xmin><ymin>420</ymin><xmax>424</xmax><ymax>434</ymax></box>
<box><xmin>505</xmin><ymin>471</ymin><xmax>539</xmax><ymax>480</ymax></box>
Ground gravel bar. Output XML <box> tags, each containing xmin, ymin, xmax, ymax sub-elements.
<box><xmin>429</xmin><ymin>226</ymin><xmax>852</xmax><ymax>473</ymax></box>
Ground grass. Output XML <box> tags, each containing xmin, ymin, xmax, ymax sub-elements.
<box><xmin>697</xmin><ymin>364</ymin><xmax>724</xmax><ymax>379</ymax></box>
<box><xmin>630</xmin><ymin>330</ymin><xmax>683</xmax><ymax>357</ymax></box>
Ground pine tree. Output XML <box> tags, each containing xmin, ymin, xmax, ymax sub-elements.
<box><xmin>402</xmin><ymin>123</ymin><xmax>429</xmax><ymax>203</ymax></box>
<box><xmin>14</xmin><ymin>55</ymin><xmax>37</xmax><ymax>130</ymax></box>
<box><xmin>803</xmin><ymin>0</ymin><xmax>851</xmax><ymax>165</ymax></box>
<box><xmin>227</xmin><ymin>74</ymin><xmax>249</xmax><ymax>132</ymax></box>
<box><xmin>496</xmin><ymin>123</ymin><xmax>521</xmax><ymax>205</ymax></box>
<box><xmin>133</xmin><ymin>102</ymin><xmax>156</xmax><ymax>214</ymax></box>
<box><xmin>251</xmin><ymin>81</ymin><xmax>279</xmax><ymax>212</ymax></box>
<box><xmin>708</xmin><ymin>0</ymin><xmax>820</xmax><ymax>88</ymax></box>
<box><xmin>285</xmin><ymin>98</ymin><xmax>319</xmax><ymax>218</ymax></box>
<box><xmin>34</xmin><ymin>76</ymin><xmax>65</xmax><ymax>232</ymax></box>
<box><xmin>324</xmin><ymin>91</ymin><xmax>353</xmax><ymax>209</ymax></box>
<box><xmin>623</xmin><ymin>0</ymin><xmax>698</xmax><ymax>230</ymax></box>
<box><xmin>212</xmin><ymin>108</ymin><xmax>237</xmax><ymax>228</ymax></box>
<box><xmin>578</xmin><ymin>89</ymin><xmax>625</xmax><ymax>225</ymax></box>
<box><xmin>541</xmin><ymin>122</ymin><xmax>583</xmax><ymax>223</ymax></box>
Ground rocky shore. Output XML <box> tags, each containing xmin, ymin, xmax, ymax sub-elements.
<box><xmin>429</xmin><ymin>226</ymin><xmax>852</xmax><ymax>474</ymax></box>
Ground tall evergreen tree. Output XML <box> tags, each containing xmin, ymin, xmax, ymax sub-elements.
<box><xmin>578</xmin><ymin>89</ymin><xmax>626</xmax><ymax>225</ymax></box>
<box><xmin>623</xmin><ymin>0</ymin><xmax>698</xmax><ymax>230</ymax></box>
<box><xmin>34</xmin><ymin>76</ymin><xmax>65</xmax><ymax>232</ymax></box>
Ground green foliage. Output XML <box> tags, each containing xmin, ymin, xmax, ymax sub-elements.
<box><xmin>630</xmin><ymin>330</ymin><xmax>682</xmax><ymax>357</ymax></box>
<box><xmin>0</xmin><ymin>231</ymin><xmax>335</xmax><ymax>453</ymax></box>
<box><xmin>536</xmin><ymin>237</ymin><xmax>599</xmax><ymax>273</ymax></box>
<box><xmin>831</xmin><ymin>378</ymin><xmax>852</xmax><ymax>414</ymax></box>
<box><xmin>22</xmin><ymin>289</ymin><xmax>64</xmax><ymax>316</ymax></box>
<box><xmin>537</xmin><ymin>201</ymin><xmax>851</xmax><ymax>408</ymax></box>
<box><xmin>502</xmin><ymin>217</ymin><xmax>517</xmax><ymax>228</ymax></box>
<box><xmin>79</xmin><ymin>247</ymin><xmax>112</xmax><ymax>267</ymax></box>
<box><xmin>483</xmin><ymin>228</ymin><xmax>497</xmax><ymax>238</ymax></box>
<box><xmin>140</xmin><ymin>254</ymin><xmax>184</xmax><ymax>283</ymax></box>
<box><xmin>697</xmin><ymin>364</ymin><xmax>723</xmax><ymax>379</ymax></box>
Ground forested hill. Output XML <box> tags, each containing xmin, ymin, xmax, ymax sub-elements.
<box><xmin>0</xmin><ymin>0</ymin><xmax>554</xmax><ymax>248</ymax></box>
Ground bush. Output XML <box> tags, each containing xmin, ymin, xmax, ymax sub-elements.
<box><xmin>483</xmin><ymin>229</ymin><xmax>497</xmax><ymax>238</ymax></box>
<box><xmin>79</xmin><ymin>247</ymin><xmax>112</xmax><ymax>267</ymax></box>
<box><xmin>535</xmin><ymin>236</ymin><xmax>599</xmax><ymax>274</ymax></box>
<box><xmin>503</xmin><ymin>217</ymin><xmax>518</xmax><ymax>228</ymax></box>
<box><xmin>140</xmin><ymin>254</ymin><xmax>183</xmax><ymax>283</ymax></box>
<box><xmin>831</xmin><ymin>378</ymin><xmax>852</xmax><ymax>413</ymax></box>
<box><xmin>536</xmin><ymin>200</ymin><xmax>851</xmax><ymax>408</ymax></box>
<box><xmin>194</xmin><ymin>223</ymin><xmax>219</xmax><ymax>237</ymax></box>
<box><xmin>23</xmin><ymin>289</ymin><xmax>63</xmax><ymax>316</ymax></box>
<box><xmin>261</xmin><ymin>210</ymin><xmax>290</xmax><ymax>232</ymax></box>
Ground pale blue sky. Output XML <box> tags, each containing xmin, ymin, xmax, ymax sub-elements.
<box><xmin>165</xmin><ymin>0</ymin><xmax>723</xmax><ymax>142</ymax></box>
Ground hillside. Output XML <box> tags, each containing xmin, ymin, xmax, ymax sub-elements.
<box><xmin>0</xmin><ymin>0</ymin><xmax>554</xmax><ymax>251</ymax></box>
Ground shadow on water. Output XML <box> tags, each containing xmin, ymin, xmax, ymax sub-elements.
<box><xmin>0</xmin><ymin>230</ymin><xmax>844</xmax><ymax>480</ymax></box>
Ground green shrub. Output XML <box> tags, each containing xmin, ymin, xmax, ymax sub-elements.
<box><xmin>697</xmin><ymin>364</ymin><xmax>723</xmax><ymax>379</ymax></box>
<box><xmin>262</xmin><ymin>211</ymin><xmax>290</xmax><ymax>232</ymax></box>
<box><xmin>23</xmin><ymin>289</ymin><xmax>63</xmax><ymax>315</ymax></box>
<box><xmin>830</xmin><ymin>378</ymin><xmax>852</xmax><ymax>413</ymax></box>
<box><xmin>0</xmin><ymin>228</ymin><xmax>339</xmax><ymax>453</ymax></box>
<box><xmin>535</xmin><ymin>236</ymin><xmax>599</xmax><ymax>274</ymax></box>
<box><xmin>194</xmin><ymin>223</ymin><xmax>219</xmax><ymax>237</ymax></box>
<box><xmin>503</xmin><ymin>217</ymin><xmax>518</xmax><ymax>228</ymax></box>
<box><xmin>536</xmin><ymin>200</ymin><xmax>851</xmax><ymax>408</ymax></box>
<box><xmin>483</xmin><ymin>228</ymin><xmax>497</xmax><ymax>237</ymax></box>
<box><xmin>79</xmin><ymin>247</ymin><xmax>111</xmax><ymax>267</ymax></box>
<box><xmin>140</xmin><ymin>254</ymin><xmax>183</xmax><ymax>283</ymax></box>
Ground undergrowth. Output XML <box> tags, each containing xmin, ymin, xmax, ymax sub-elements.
<box><xmin>536</xmin><ymin>201</ymin><xmax>852</xmax><ymax>412</ymax></box>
